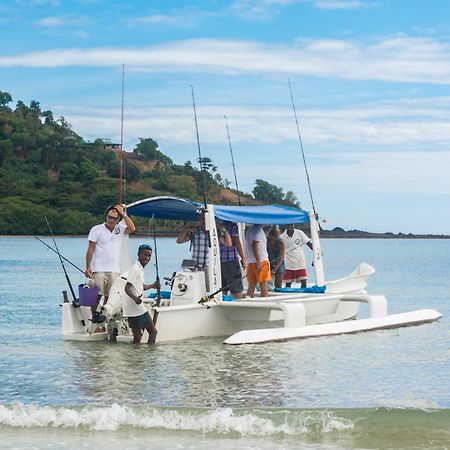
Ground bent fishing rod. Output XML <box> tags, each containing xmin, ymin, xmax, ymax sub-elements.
<box><xmin>224</xmin><ymin>115</ymin><xmax>242</xmax><ymax>206</ymax></box>
<box><xmin>44</xmin><ymin>217</ymin><xmax>78</xmax><ymax>302</ymax></box>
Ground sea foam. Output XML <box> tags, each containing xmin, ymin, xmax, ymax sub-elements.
<box><xmin>0</xmin><ymin>403</ymin><xmax>354</xmax><ymax>435</ymax></box>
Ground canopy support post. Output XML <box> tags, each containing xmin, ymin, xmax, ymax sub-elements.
<box><xmin>309</xmin><ymin>211</ymin><xmax>325</xmax><ymax>286</ymax></box>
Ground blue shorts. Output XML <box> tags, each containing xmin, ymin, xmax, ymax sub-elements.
<box><xmin>127</xmin><ymin>311</ymin><xmax>151</xmax><ymax>330</ymax></box>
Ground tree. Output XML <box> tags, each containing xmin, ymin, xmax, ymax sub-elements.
<box><xmin>0</xmin><ymin>139</ymin><xmax>13</xmax><ymax>165</ymax></box>
<box><xmin>124</xmin><ymin>161</ymin><xmax>141</xmax><ymax>183</ymax></box>
<box><xmin>79</xmin><ymin>159</ymin><xmax>99</xmax><ymax>183</ymax></box>
<box><xmin>0</xmin><ymin>91</ymin><xmax>12</xmax><ymax>107</ymax></box>
<box><xmin>284</xmin><ymin>190</ymin><xmax>300</xmax><ymax>208</ymax></box>
<box><xmin>133</xmin><ymin>137</ymin><xmax>173</xmax><ymax>164</ymax></box>
<box><xmin>253</xmin><ymin>179</ymin><xmax>285</xmax><ymax>203</ymax></box>
<box><xmin>59</xmin><ymin>162</ymin><xmax>79</xmax><ymax>183</ymax></box>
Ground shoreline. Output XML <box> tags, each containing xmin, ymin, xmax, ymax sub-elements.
<box><xmin>2</xmin><ymin>232</ymin><xmax>450</xmax><ymax>239</ymax></box>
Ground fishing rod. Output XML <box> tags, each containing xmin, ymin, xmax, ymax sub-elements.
<box><xmin>224</xmin><ymin>114</ymin><xmax>241</xmax><ymax>206</ymax></box>
<box><xmin>151</xmin><ymin>216</ymin><xmax>161</xmax><ymax>304</ymax></box>
<box><xmin>288</xmin><ymin>79</ymin><xmax>317</xmax><ymax>216</ymax></box>
<box><xmin>191</xmin><ymin>85</ymin><xmax>208</xmax><ymax>209</ymax></box>
<box><xmin>33</xmin><ymin>234</ymin><xmax>85</xmax><ymax>275</ymax></box>
<box><xmin>44</xmin><ymin>217</ymin><xmax>78</xmax><ymax>303</ymax></box>
<box><xmin>119</xmin><ymin>63</ymin><xmax>125</xmax><ymax>205</ymax></box>
<box><xmin>150</xmin><ymin>215</ymin><xmax>162</xmax><ymax>325</ymax></box>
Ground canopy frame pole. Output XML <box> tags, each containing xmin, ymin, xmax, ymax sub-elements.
<box><xmin>309</xmin><ymin>210</ymin><xmax>325</xmax><ymax>286</ymax></box>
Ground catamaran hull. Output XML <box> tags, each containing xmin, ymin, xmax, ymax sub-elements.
<box><xmin>62</xmin><ymin>293</ymin><xmax>441</xmax><ymax>344</ymax></box>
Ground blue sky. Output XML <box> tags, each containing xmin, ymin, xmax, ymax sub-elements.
<box><xmin>1</xmin><ymin>0</ymin><xmax>450</xmax><ymax>234</ymax></box>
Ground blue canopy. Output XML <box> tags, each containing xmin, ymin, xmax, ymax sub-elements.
<box><xmin>126</xmin><ymin>196</ymin><xmax>309</xmax><ymax>224</ymax></box>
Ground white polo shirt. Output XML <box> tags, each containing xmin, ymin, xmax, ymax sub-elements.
<box><xmin>123</xmin><ymin>260</ymin><xmax>147</xmax><ymax>318</ymax></box>
<box><xmin>88</xmin><ymin>223</ymin><xmax>126</xmax><ymax>273</ymax></box>
<box><xmin>281</xmin><ymin>229</ymin><xmax>310</xmax><ymax>270</ymax></box>
<box><xmin>245</xmin><ymin>225</ymin><xmax>269</xmax><ymax>263</ymax></box>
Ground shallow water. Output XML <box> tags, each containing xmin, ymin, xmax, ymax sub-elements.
<box><xmin>0</xmin><ymin>237</ymin><xmax>449</xmax><ymax>448</ymax></box>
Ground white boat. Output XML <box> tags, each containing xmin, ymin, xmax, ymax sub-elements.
<box><xmin>61</xmin><ymin>196</ymin><xmax>442</xmax><ymax>344</ymax></box>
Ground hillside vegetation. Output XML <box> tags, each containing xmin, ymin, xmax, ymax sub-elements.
<box><xmin>0</xmin><ymin>92</ymin><xmax>301</xmax><ymax>234</ymax></box>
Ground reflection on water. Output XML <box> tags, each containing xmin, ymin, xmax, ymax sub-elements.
<box><xmin>0</xmin><ymin>237</ymin><xmax>449</xmax><ymax>409</ymax></box>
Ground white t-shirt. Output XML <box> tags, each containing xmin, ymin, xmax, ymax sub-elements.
<box><xmin>245</xmin><ymin>225</ymin><xmax>269</xmax><ymax>263</ymax></box>
<box><xmin>88</xmin><ymin>223</ymin><xmax>126</xmax><ymax>273</ymax></box>
<box><xmin>281</xmin><ymin>229</ymin><xmax>310</xmax><ymax>270</ymax></box>
<box><xmin>123</xmin><ymin>261</ymin><xmax>147</xmax><ymax>318</ymax></box>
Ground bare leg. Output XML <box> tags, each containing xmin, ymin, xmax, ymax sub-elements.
<box><xmin>145</xmin><ymin>317</ymin><xmax>158</xmax><ymax>344</ymax></box>
<box><xmin>275</xmin><ymin>273</ymin><xmax>284</xmax><ymax>289</ymax></box>
<box><xmin>247</xmin><ymin>281</ymin><xmax>256</xmax><ymax>298</ymax></box>
<box><xmin>131</xmin><ymin>328</ymin><xmax>142</xmax><ymax>344</ymax></box>
<box><xmin>259</xmin><ymin>281</ymin><xmax>269</xmax><ymax>297</ymax></box>
<box><xmin>233</xmin><ymin>292</ymin><xmax>243</xmax><ymax>299</ymax></box>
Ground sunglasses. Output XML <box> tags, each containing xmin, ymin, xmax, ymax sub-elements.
<box><xmin>106</xmin><ymin>215</ymin><xmax>120</xmax><ymax>221</ymax></box>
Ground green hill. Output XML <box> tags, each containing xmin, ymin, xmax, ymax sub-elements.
<box><xmin>0</xmin><ymin>92</ymin><xmax>300</xmax><ymax>234</ymax></box>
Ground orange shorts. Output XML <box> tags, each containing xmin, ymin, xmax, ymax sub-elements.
<box><xmin>247</xmin><ymin>261</ymin><xmax>271</xmax><ymax>284</ymax></box>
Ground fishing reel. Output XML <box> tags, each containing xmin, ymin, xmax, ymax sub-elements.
<box><xmin>90</xmin><ymin>309</ymin><xmax>107</xmax><ymax>324</ymax></box>
<box><xmin>164</xmin><ymin>272</ymin><xmax>177</xmax><ymax>289</ymax></box>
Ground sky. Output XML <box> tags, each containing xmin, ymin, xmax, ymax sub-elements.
<box><xmin>1</xmin><ymin>0</ymin><xmax>450</xmax><ymax>234</ymax></box>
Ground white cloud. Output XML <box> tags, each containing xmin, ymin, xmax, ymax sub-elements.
<box><xmin>230</xmin><ymin>0</ymin><xmax>370</xmax><ymax>19</ymax></box>
<box><xmin>128</xmin><ymin>8</ymin><xmax>215</xmax><ymax>28</ymax></box>
<box><xmin>57</xmin><ymin>97</ymin><xmax>450</xmax><ymax>151</ymax></box>
<box><xmin>35</xmin><ymin>15</ymin><xmax>90</xmax><ymax>28</ymax></box>
<box><xmin>1</xmin><ymin>36</ymin><xmax>450</xmax><ymax>85</ymax></box>
<box><xmin>313</xmin><ymin>0</ymin><xmax>369</xmax><ymax>10</ymax></box>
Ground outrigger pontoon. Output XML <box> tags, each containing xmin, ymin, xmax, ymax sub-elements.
<box><xmin>61</xmin><ymin>196</ymin><xmax>441</xmax><ymax>344</ymax></box>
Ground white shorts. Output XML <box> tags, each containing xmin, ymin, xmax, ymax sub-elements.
<box><xmin>91</xmin><ymin>272</ymin><xmax>119</xmax><ymax>296</ymax></box>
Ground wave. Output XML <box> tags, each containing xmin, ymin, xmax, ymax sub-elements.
<box><xmin>0</xmin><ymin>403</ymin><xmax>353</xmax><ymax>435</ymax></box>
<box><xmin>0</xmin><ymin>403</ymin><xmax>449</xmax><ymax>437</ymax></box>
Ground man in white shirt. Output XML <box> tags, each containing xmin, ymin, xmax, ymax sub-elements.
<box><xmin>244</xmin><ymin>224</ymin><xmax>271</xmax><ymax>297</ymax></box>
<box><xmin>280</xmin><ymin>224</ymin><xmax>313</xmax><ymax>288</ymax></box>
<box><xmin>124</xmin><ymin>244</ymin><xmax>160</xmax><ymax>344</ymax></box>
<box><xmin>85</xmin><ymin>204</ymin><xmax>136</xmax><ymax>313</ymax></box>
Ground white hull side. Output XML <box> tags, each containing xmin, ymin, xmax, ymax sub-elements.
<box><xmin>224</xmin><ymin>309</ymin><xmax>443</xmax><ymax>345</ymax></box>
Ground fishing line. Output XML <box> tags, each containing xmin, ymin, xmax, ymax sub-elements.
<box><xmin>288</xmin><ymin>79</ymin><xmax>317</xmax><ymax>216</ymax></box>
<box><xmin>224</xmin><ymin>115</ymin><xmax>242</xmax><ymax>206</ymax></box>
<box><xmin>44</xmin><ymin>217</ymin><xmax>78</xmax><ymax>302</ymax></box>
<box><xmin>33</xmin><ymin>234</ymin><xmax>85</xmax><ymax>274</ymax></box>
<box><xmin>191</xmin><ymin>85</ymin><xmax>207</xmax><ymax>209</ymax></box>
<box><xmin>119</xmin><ymin>63</ymin><xmax>125</xmax><ymax>205</ymax></box>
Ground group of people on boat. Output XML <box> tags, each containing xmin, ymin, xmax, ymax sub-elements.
<box><xmin>176</xmin><ymin>212</ymin><xmax>313</xmax><ymax>299</ymax></box>
<box><xmin>83</xmin><ymin>204</ymin><xmax>313</xmax><ymax>344</ymax></box>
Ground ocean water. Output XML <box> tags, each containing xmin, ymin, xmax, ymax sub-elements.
<box><xmin>0</xmin><ymin>236</ymin><xmax>449</xmax><ymax>449</ymax></box>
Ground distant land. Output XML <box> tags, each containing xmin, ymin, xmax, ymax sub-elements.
<box><xmin>1</xmin><ymin>92</ymin><xmax>447</xmax><ymax>238</ymax></box>
<box><xmin>133</xmin><ymin>227</ymin><xmax>450</xmax><ymax>239</ymax></box>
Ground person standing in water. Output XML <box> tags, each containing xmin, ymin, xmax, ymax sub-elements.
<box><xmin>124</xmin><ymin>244</ymin><xmax>160</xmax><ymax>344</ymax></box>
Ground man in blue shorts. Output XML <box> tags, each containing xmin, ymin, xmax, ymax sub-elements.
<box><xmin>124</xmin><ymin>244</ymin><xmax>160</xmax><ymax>344</ymax></box>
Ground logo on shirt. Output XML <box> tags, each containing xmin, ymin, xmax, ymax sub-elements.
<box><xmin>295</xmin><ymin>238</ymin><xmax>301</xmax><ymax>245</ymax></box>
<box><xmin>114</xmin><ymin>227</ymin><xmax>121</xmax><ymax>235</ymax></box>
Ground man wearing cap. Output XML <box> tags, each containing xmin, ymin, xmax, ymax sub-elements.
<box><xmin>124</xmin><ymin>244</ymin><xmax>159</xmax><ymax>344</ymax></box>
<box><xmin>85</xmin><ymin>204</ymin><xmax>136</xmax><ymax>313</ymax></box>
